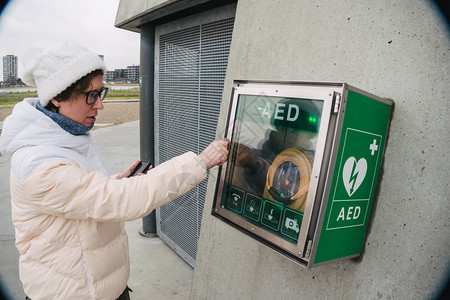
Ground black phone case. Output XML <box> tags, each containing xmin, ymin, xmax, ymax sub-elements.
<box><xmin>129</xmin><ymin>161</ymin><xmax>151</xmax><ymax>177</ymax></box>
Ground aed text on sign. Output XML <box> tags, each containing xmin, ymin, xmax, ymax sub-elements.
<box><xmin>327</xmin><ymin>200</ymin><xmax>369</xmax><ymax>230</ymax></box>
<box><xmin>337</xmin><ymin>205</ymin><xmax>361</xmax><ymax>221</ymax></box>
<box><xmin>261</xmin><ymin>103</ymin><xmax>301</xmax><ymax>121</ymax></box>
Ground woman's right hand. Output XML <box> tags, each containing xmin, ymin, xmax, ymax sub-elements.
<box><xmin>198</xmin><ymin>140</ymin><xmax>229</xmax><ymax>169</ymax></box>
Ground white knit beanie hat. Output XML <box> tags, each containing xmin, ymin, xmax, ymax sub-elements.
<box><xmin>22</xmin><ymin>42</ymin><xmax>107</xmax><ymax>107</ymax></box>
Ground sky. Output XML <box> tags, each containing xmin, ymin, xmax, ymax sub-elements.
<box><xmin>0</xmin><ymin>0</ymin><xmax>140</xmax><ymax>81</ymax></box>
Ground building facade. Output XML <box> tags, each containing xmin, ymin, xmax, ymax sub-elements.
<box><xmin>105</xmin><ymin>65</ymin><xmax>140</xmax><ymax>83</ymax></box>
<box><xmin>115</xmin><ymin>1</ymin><xmax>449</xmax><ymax>299</ymax></box>
<box><xmin>3</xmin><ymin>55</ymin><xmax>18</xmax><ymax>84</ymax></box>
<box><xmin>126</xmin><ymin>65</ymin><xmax>139</xmax><ymax>82</ymax></box>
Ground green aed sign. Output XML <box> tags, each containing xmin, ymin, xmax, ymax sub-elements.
<box><xmin>313</xmin><ymin>90</ymin><xmax>392</xmax><ymax>265</ymax></box>
<box><xmin>326</xmin><ymin>128</ymin><xmax>382</xmax><ymax>229</ymax></box>
<box><xmin>212</xmin><ymin>81</ymin><xmax>393</xmax><ymax>268</ymax></box>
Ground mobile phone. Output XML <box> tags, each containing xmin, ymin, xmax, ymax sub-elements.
<box><xmin>128</xmin><ymin>160</ymin><xmax>151</xmax><ymax>177</ymax></box>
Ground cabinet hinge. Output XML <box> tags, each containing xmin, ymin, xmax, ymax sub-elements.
<box><xmin>304</xmin><ymin>240</ymin><xmax>313</xmax><ymax>258</ymax></box>
<box><xmin>332</xmin><ymin>92</ymin><xmax>341</xmax><ymax>113</ymax></box>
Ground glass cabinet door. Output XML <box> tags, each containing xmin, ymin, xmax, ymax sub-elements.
<box><xmin>214</xmin><ymin>83</ymin><xmax>335</xmax><ymax>257</ymax></box>
<box><xmin>222</xmin><ymin>95</ymin><xmax>324</xmax><ymax>243</ymax></box>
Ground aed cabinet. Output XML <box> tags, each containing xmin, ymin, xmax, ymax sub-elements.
<box><xmin>212</xmin><ymin>80</ymin><xmax>393</xmax><ymax>268</ymax></box>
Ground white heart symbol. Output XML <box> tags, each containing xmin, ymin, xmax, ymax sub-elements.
<box><xmin>342</xmin><ymin>157</ymin><xmax>367</xmax><ymax>197</ymax></box>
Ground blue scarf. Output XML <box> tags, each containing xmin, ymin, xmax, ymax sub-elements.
<box><xmin>36</xmin><ymin>101</ymin><xmax>94</xmax><ymax>135</ymax></box>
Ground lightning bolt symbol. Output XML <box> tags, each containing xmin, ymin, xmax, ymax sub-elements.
<box><xmin>349</xmin><ymin>160</ymin><xmax>359</xmax><ymax>195</ymax></box>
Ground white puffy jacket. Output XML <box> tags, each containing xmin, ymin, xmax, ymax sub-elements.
<box><xmin>0</xmin><ymin>98</ymin><xmax>206</xmax><ymax>299</ymax></box>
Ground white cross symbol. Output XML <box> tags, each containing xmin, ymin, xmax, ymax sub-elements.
<box><xmin>369</xmin><ymin>139</ymin><xmax>379</xmax><ymax>156</ymax></box>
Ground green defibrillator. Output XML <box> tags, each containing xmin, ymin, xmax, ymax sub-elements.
<box><xmin>213</xmin><ymin>80</ymin><xmax>393</xmax><ymax>268</ymax></box>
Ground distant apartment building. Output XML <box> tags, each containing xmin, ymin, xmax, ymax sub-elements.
<box><xmin>126</xmin><ymin>65</ymin><xmax>139</xmax><ymax>82</ymax></box>
<box><xmin>3</xmin><ymin>54</ymin><xmax>18</xmax><ymax>84</ymax></box>
<box><xmin>105</xmin><ymin>65</ymin><xmax>140</xmax><ymax>83</ymax></box>
<box><xmin>104</xmin><ymin>70</ymin><xmax>115</xmax><ymax>82</ymax></box>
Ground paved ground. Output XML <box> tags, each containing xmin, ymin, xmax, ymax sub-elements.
<box><xmin>0</xmin><ymin>101</ymin><xmax>194</xmax><ymax>299</ymax></box>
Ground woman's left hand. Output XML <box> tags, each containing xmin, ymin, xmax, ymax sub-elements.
<box><xmin>117</xmin><ymin>160</ymin><xmax>152</xmax><ymax>179</ymax></box>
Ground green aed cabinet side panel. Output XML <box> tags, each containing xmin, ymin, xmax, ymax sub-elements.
<box><xmin>314</xmin><ymin>90</ymin><xmax>392</xmax><ymax>264</ymax></box>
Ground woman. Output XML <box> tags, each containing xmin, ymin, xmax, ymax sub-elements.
<box><xmin>0</xmin><ymin>43</ymin><xmax>228</xmax><ymax>300</ymax></box>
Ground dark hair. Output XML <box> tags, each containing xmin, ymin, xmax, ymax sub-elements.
<box><xmin>45</xmin><ymin>69</ymin><xmax>104</xmax><ymax>112</ymax></box>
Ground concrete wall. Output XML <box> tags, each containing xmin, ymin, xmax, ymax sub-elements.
<box><xmin>116</xmin><ymin>0</ymin><xmax>167</xmax><ymax>22</ymax></box>
<box><xmin>191</xmin><ymin>0</ymin><xmax>449</xmax><ymax>299</ymax></box>
<box><xmin>115</xmin><ymin>0</ymin><xmax>215</xmax><ymax>32</ymax></box>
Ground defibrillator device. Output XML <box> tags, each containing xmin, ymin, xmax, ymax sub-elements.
<box><xmin>263</xmin><ymin>147</ymin><xmax>313</xmax><ymax>212</ymax></box>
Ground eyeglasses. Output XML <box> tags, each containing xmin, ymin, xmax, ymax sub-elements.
<box><xmin>83</xmin><ymin>87</ymin><xmax>109</xmax><ymax>105</ymax></box>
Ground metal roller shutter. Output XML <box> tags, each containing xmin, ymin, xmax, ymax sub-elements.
<box><xmin>156</xmin><ymin>17</ymin><xmax>234</xmax><ymax>267</ymax></box>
